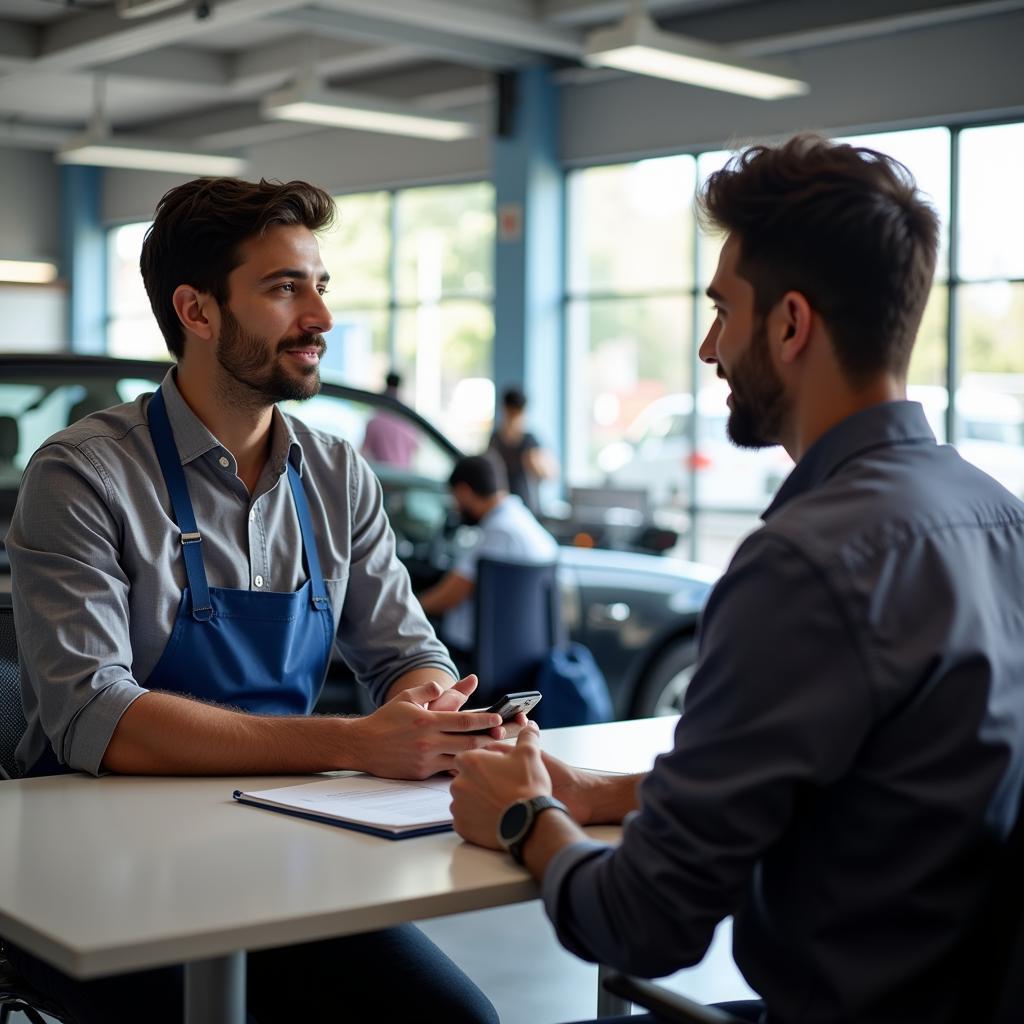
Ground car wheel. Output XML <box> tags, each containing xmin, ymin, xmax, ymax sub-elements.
<box><xmin>632</xmin><ymin>637</ymin><xmax>698</xmax><ymax>718</ymax></box>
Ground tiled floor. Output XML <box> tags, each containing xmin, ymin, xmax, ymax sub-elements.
<box><xmin>418</xmin><ymin>901</ymin><xmax>756</xmax><ymax>1023</ymax></box>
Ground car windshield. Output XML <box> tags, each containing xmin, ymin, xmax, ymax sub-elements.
<box><xmin>0</xmin><ymin>374</ymin><xmax>162</xmax><ymax>477</ymax></box>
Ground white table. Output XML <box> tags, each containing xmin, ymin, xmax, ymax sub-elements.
<box><xmin>0</xmin><ymin>716</ymin><xmax>679</xmax><ymax>1023</ymax></box>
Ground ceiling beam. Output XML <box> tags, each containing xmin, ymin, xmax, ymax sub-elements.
<box><xmin>230</xmin><ymin>35</ymin><xmax>418</xmax><ymax>93</ymax></box>
<box><xmin>315</xmin><ymin>0</ymin><xmax>584</xmax><ymax>58</ymax></box>
<box><xmin>148</xmin><ymin>63</ymin><xmax>494</xmax><ymax>148</ymax></box>
<box><xmin>35</xmin><ymin>0</ymin><xmax>310</xmax><ymax>71</ymax></box>
<box><xmin>270</xmin><ymin>8</ymin><xmax>535</xmax><ymax>68</ymax></box>
<box><xmin>657</xmin><ymin>0</ymin><xmax>1024</xmax><ymax>56</ymax></box>
<box><xmin>102</xmin><ymin>45</ymin><xmax>231</xmax><ymax>87</ymax></box>
<box><xmin>541</xmin><ymin>0</ymin><xmax>743</xmax><ymax>27</ymax></box>
<box><xmin>0</xmin><ymin>20</ymin><xmax>37</xmax><ymax>70</ymax></box>
<box><xmin>146</xmin><ymin>101</ymin><xmax>319</xmax><ymax>147</ymax></box>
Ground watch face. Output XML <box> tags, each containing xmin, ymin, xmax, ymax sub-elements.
<box><xmin>499</xmin><ymin>801</ymin><xmax>530</xmax><ymax>844</ymax></box>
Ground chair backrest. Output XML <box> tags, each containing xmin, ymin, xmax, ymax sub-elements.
<box><xmin>0</xmin><ymin>598</ymin><xmax>26</xmax><ymax>780</ymax></box>
<box><xmin>473</xmin><ymin>558</ymin><xmax>562</xmax><ymax>700</ymax></box>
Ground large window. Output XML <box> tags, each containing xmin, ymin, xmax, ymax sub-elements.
<box><xmin>567</xmin><ymin>122</ymin><xmax>1024</xmax><ymax>567</ymax></box>
<box><xmin>106</xmin><ymin>180</ymin><xmax>495</xmax><ymax>452</ymax></box>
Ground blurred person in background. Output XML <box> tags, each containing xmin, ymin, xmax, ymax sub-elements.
<box><xmin>488</xmin><ymin>386</ymin><xmax>558</xmax><ymax>515</ymax></box>
<box><xmin>362</xmin><ymin>369</ymin><xmax>419</xmax><ymax>469</ymax></box>
<box><xmin>419</xmin><ymin>455</ymin><xmax>557</xmax><ymax>669</ymax></box>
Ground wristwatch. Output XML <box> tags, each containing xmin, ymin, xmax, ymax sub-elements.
<box><xmin>498</xmin><ymin>795</ymin><xmax>570</xmax><ymax>864</ymax></box>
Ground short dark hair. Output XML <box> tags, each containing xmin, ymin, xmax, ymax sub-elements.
<box><xmin>502</xmin><ymin>387</ymin><xmax>527</xmax><ymax>411</ymax></box>
<box><xmin>385</xmin><ymin>371</ymin><xmax>402</xmax><ymax>389</ymax></box>
<box><xmin>698</xmin><ymin>133</ymin><xmax>939</xmax><ymax>382</ymax></box>
<box><xmin>449</xmin><ymin>455</ymin><xmax>499</xmax><ymax>497</ymax></box>
<box><xmin>140</xmin><ymin>177</ymin><xmax>336</xmax><ymax>358</ymax></box>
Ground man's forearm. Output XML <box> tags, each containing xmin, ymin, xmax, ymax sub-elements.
<box><xmin>102</xmin><ymin>691</ymin><xmax>360</xmax><ymax>775</ymax></box>
<box><xmin>384</xmin><ymin>666</ymin><xmax>457</xmax><ymax>703</ymax></box>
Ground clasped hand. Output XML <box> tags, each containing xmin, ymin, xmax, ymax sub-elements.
<box><xmin>355</xmin><ymin>674</ymin><xmax>526</xmax><ymax>780</ymax></box>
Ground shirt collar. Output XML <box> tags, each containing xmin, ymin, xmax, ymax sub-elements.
<box><xmin>155</xmin><ymin>367</ymin><xmax>304</xmax><ymax>477</ymax></box>
<box><xmin>762</xmin><ymin>400</ymin><xmax>936</xmax><ymax>521</ymax></box>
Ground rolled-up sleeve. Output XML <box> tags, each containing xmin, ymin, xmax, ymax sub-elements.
<box><xmin>7</xmin><ymin>444</ymin><xmax>148</xmax><ymax>776</ymax></box>
<box><xmin>335</xmin><ymin>452</ymin><xmax>457</xmax><ymax>705</ymax></box>
<box><xmin>540</xmin><ymin>531</ymin><xmax>874</xmax><ymax>977</ymax></box>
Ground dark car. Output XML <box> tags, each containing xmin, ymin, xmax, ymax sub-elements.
<box><xmin>0</xmin><ymin>354</ymin><xmax>719</xmax><ymax>718</ymax></box>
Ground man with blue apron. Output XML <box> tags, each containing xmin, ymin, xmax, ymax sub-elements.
<box><xmin>6</xmin><ymin>177</ymin><xmax>504</xmax><ymax>1022</ymax></box>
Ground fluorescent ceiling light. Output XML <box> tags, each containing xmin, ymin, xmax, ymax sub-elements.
<box><xmin>263</xmin><ymin>82</ymin><xmax>478</xmax><ymax>141</ymax></box>
<box><xmin>0</xmin><ymin>260</ymin><xmax>58</xmax><ymax>285</ymax></box>
<box><xmin>585</xmin><ymin>7</ymin><xmax>808</xmax><ymax>100</ymax></box>
<box><xmin>57</xmin><ymin>136</ymin><xmax>247</xmax><ymax>176</ymax></box>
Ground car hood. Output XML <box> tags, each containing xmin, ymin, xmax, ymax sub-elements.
<box><xmin>557</xmin><ymin>544</ymin><xmax>719</xmax><ymax>608</ymax></box>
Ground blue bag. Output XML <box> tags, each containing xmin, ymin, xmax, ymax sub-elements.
<box><xmin>533</xmin><ymin>642</ymin><xmax>613</xmax><ymax>728</ymax></box>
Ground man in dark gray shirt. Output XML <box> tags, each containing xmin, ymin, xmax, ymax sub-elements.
<box><xmin>6</xmin><ymin>178</ymin><xmax>502</xmax><ymax>1022</ymax></box>
<box><xmin>450</xmin><ymin>134</ymin><xmax>1024</xmax><ymax>1024</ymax></box>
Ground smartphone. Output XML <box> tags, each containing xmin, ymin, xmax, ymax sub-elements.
<box><xmin>465</xmin><ymin>690</ymin><xmax>542</xmax><ymax>732</ymax></box>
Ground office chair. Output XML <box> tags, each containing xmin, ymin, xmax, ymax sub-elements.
<box><xmin>0</xmin><ymin>599</ymin><xmax>25</xmax><ymax>783</ymax></box>
<box><xmin>600</xmin><ymin>777</ymin><xmax>1024</xmax><ymax>1024</ymax></box>
<box><xmin>473</xmin><ymin>558</ymin><xmax>562</xmax><ymax>700</ymax></box>
<box><xmin>0</xmin><ymin>599</ymin><xmax>72</xmax><ymax>1024</ymax></box>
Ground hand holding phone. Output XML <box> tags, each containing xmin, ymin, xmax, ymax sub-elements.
<box><xmin>464</xmin><ymin>691</ymin><xmax>542</xmax><ymax>734</ymax></box>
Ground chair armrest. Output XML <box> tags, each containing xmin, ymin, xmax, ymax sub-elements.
<box><xmin>601</xmin><ymin>970</ymin><xmax>744</xmax><ymax>1023</ymax></box>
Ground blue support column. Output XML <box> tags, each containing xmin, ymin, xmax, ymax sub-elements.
<box><xmin>492</xmin><ymin>65</ymin><xmax>565</xmax><ymax>474</ymax></box>
<box><xmin>59</xmin><ymin>164</ymin><xmax>106</xmax><ymax>353</ymax></box>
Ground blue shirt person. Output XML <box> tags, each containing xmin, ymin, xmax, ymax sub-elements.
<box><xmin>449</xmin><ymin>135</ymin><xmax>1024</xmax><ymax>1024</ymax></box>
<box><xmin>418</xmin><ymin>454</ymin><xmax>558</xmax><ymax>655</ymax></box>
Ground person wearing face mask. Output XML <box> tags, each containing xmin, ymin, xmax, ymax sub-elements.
<box><xmin>418</xmin><ymin>454</ymin><xmax>558</xmax><ymax>667</ymax></box>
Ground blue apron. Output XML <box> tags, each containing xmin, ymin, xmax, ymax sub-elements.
<box><xmin>143</xmin><ymin>387</ymin><xmax>334</xmax><ymax>714</ymax></box>
<box><xmin>28</xmin><ymin>390</ymin><xmax>334</xmax><ymax>776</ymax></box>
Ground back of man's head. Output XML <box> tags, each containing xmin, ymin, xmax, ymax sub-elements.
<box><xmin>502</xmin><ymin>387</ymin><xmax>527</xmax><ymax>413</ymax></box>
<box><xmin>698</xmin><ymin>133</ymin><xmax>939</xmax><ymax>383</ymax></box>
<box><xmin>385</xmin><ymin>371</ymin><xmax>402</xmax><ymax>390</ymax></box>
<box><xmin>449</xmin><ymin>456</ymin><xmax>500</xmax><ymax>498</ymax></box>
<box><xmin>140</xmin><ymin>177</ymin><xmax>336</xmax><ymax>360</ymax></box>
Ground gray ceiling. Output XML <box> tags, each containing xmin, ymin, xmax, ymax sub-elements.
<box><xmin>0</xmin><ymin>0</ymin><xmax>1021</xmax><ymax>153</ymax></box>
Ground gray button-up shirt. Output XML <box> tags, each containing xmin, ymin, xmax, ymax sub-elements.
<box><xmin>7</xmin><ymin>369</ymin><xmax>456</xmax><ymax>776</ymax></box>
<box><xmin>542</xmin><ymin>401</ymin><xmax>1024</xmax><ymax>1024</ymax></box>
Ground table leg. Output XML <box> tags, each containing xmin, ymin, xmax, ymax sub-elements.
<box><xmin>597</xmin><ymin>963</ymin><xmax>631</xmax><ymax>1018</ymax></box>
<box><xmin>184</xmin><ymin>951</ymin><xmax>246</xmax><ymax>1024</ymax></box>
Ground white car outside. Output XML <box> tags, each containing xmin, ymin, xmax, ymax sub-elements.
<box><xmin>598</xmin><ymin>383</ymin><xmax>794</xmax><ymax>512</ymax></box>
<box><xmin>909</xmin><ymin>384</ymin><xmax>1024</xmax><ymax>499</ymax></box>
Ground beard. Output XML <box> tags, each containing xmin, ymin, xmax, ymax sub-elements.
<box><xmin>723</xmin><ymin>316</ymin><xmax>789</xmax><ymax>449</ymax></box>
<box><xmin>215</xmin><ymin>306</ymin><xmax>326</xmax><ymax>405</ymax></box>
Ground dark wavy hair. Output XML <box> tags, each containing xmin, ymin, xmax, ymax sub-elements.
<box><xmin>140</xmin><ymin>178</ymin><xmax>336</xmax><ymax>358</ymax></box>
<box><xmin>698</xmin><ymin>133</ymin><xmax>939</xmax><ymax>382</ymax></box>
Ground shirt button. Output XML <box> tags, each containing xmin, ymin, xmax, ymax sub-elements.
<box><xmin>254</xmin><ymin>575</ymin><xmax>264</xmax><ymax>588</ymax></box>
<box><xmin>218</xmin><ymin>456</ymin><xmax>230</xmax><ymax>469</ymax></box>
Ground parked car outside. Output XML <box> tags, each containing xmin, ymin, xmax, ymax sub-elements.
<box><xmin>597</xmin><ymin>381</ymin><xmax>793</xmax><ymax>512</ymax></box>
<box><xmin>908</xmin><ymin>384</ymin><xmax>1024</xmax><ymax>499</ymax></box>
<box><xmin>0</xmin><ymin>354</ymin><xmax>721</xmax><ymax>718</ymax></box>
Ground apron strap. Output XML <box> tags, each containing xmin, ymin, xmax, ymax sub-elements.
<box><xmin>286</xmin><ymin>462</ymin><xmax>331</xmax><ymax>610</ymax></box>
<box><xmin>147</xmin><ymin>388</ymin><xmax>214</xmax><ymax>621</ymax></box>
